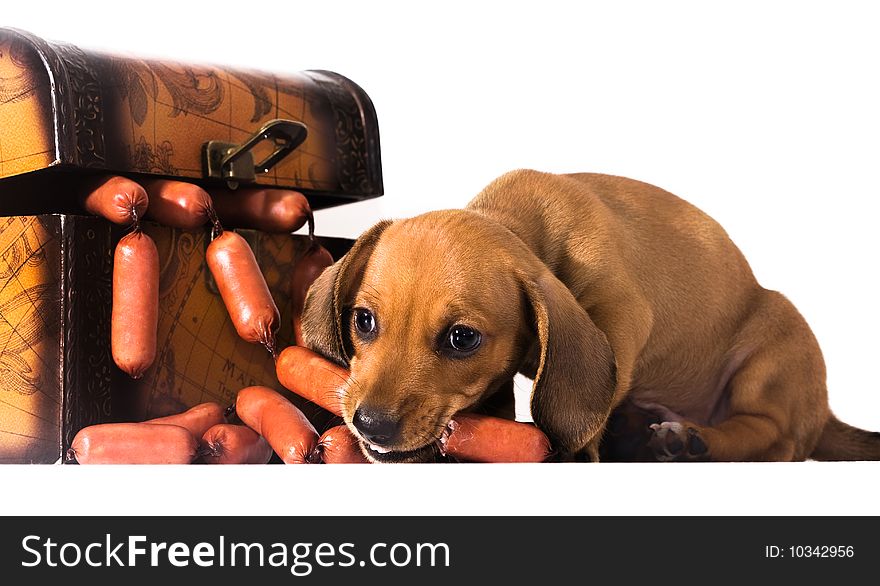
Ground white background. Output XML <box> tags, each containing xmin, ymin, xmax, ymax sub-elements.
<box><xmin>1</xmin><ymin>1</ymin><xmax>878</xmax><ymax>516</ymax></box>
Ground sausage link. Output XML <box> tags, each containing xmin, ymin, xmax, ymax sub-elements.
<box><xmin>291</xmin><ymin>244</ymin><xmax>334</xmax><ymax>346</ymax></box>
<box><xmin>81</xmin><ymin>176</ymin><xmax>149</xmax><ymax>226</ymax></box>
<box><xmin>206</xmin><ymin>231</ymin><xmax>280</xmax><ymax>353</ymax></box>
<box><xmin>146</xmin><ymin>402</ymin><xmax>226</xmax><ymax>439</ymax></box>
<box><xmin>316</xmin><ymin>425</ymin><xmax>369</xmax><ymax>463</ymax></box>
<box><xmin>275</xmin><ymin>346</ymin><xmax>347</xmax><ymax>415</ymax></box>
<box><xmin>235</xmin><ymin>386</ymin><xmax>319</xmax><ymax>464</ymax></box>
<box><xmin>200</xmin><ymin>423</ymin><xmax>273</xmax><ymax>464</ymax></box>
<box><xmin>275</xmin><ymin>346</ymin><xmax>553</xmax><ymax>462</ymax></box>
<box><xmin>67</xmin><ymin>423</ymin><xmax>199</xmax><ymax>464</ymax></box>
<box><xmin>142</xmin><ymin>179</ymin><xmax>218</xmax><ymax>230</ymax></box>
<box><xmin>111</xmin><ymin>231</ymin><xmax>159</xmax><ymax>378</ymax></box>
<box><xmin>212</xmin><ymin>188</ymin><xmax>312</xmax><ymax>233</ymax></box>
<box><xmin>442</xmin><ymin>413</ymin><xmax>552</xmax><ymax>463</ymax></box>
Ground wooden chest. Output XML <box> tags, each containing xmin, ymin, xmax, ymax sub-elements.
<box><xmin>0</xmin><ymin>28</ymin><xmax>380</xmax><ymax>462</ymax></box>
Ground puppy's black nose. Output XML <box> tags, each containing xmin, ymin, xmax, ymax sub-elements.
<box><xmin>353</xmin><ymin>407</ymin><xmax>400</xmax><ymax>446</ymax></box>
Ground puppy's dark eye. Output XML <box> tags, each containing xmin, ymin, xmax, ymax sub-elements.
<box><xmin>445</xmin><ymin>325</ymin><xmax>481</xmax><ymax>354</ymax></box>
<box><xmin>354</xmin><ymin>308</ymin><xmax>377</xmax><ymax>338</ymax></box>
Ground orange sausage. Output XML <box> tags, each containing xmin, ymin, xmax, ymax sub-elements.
<box><xmin>235</xmin><ymin>386</ymin><xmax>319</xmax><ymax>464</ymax></box>
<box><xmin>316</xmin><ymin>425</ymin><xmax>369</xmax><ymax>464</ymax></box>
<box><xmin>206</xmin><ymin>231</ymin><xmax>280</xmax><ymax>353</ymax></box>
<box><xmin>82</xmin><ymin>176</ymin><xmax>149</xmax><ymax>226</ymax></box>
<box><xmin>146</xmin><ymin>402</ymin><xmax>226</xmax><ymax>439</ymax></box>
<box><xmin>200</xmin><ymin>423</ymin><xmax>273</xmax><ymax>464</ymax></box>
<box><xmin>291</xmin><ymin>244</ymin><xmax>334</xmax><ymax>346</ymax></box>
<box><xmin>111</xmin><ymin>231</ymin><xmax>159</xmax><ymax>378</ymax></box>
<box><xmin>275</xmin><ymin>345</ymin><xmax>553</xmax><ymax>462</ymax></box>
<box><xmin>67</xmin><ymin>423</ymin><xmax>199</xmax><ymax>464</ymax></box>
<box><xmin>142</xmin><ymin>179</ymin><xmax>218</xmax><ymax>230</ymax></box>
<box><xmin>442</xmin><ymin>413</ymin><xmax>552</xmax><ymax>463</ymax></box>
<box><xmin>275</xmin><ymin>346</ymin><xmax>347</xmax><ymax>415</ymax></box>
<box><xmin>212</xmin><ymin>188</ymin><xmax>312</xmax><ymax>233</ymax></box>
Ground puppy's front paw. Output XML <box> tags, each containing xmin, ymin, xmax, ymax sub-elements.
<box><xmin>648</xmin><ymin>422</ymin><xmax>708</xmax><ymax>462</ymax></box>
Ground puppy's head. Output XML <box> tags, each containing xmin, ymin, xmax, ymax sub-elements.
<box><xmin>302</xmin><ymin>211</ymin><xmax>616</xmax><ymax>462</ymax></box>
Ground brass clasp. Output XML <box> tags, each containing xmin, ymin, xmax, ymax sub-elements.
<box><xmin>202</xmin><ymin>119</ymin><xmax>308</xmax><ymax>189</ymax></box>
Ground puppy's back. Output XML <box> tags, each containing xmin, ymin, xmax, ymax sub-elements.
<box><xmin>472</xmin><ymin>169</ymin><xmax>757</xmax><ymax>296</ymax></box>
<box><xmin>471</xmin><ymin>169</ymin><xmax>763</xmax><ymax>384</ymax></box>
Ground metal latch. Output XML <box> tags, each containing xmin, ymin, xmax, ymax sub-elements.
<box><xmin>202</xmin><ymin>119</ymin><xmax>308</xmax><ymax>189</ymax></box>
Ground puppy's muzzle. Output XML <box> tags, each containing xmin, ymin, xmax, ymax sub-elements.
<box><xmin>351</xmin><ymin>405</ymin><xmax>449</xmax><ymax>463</ymax></box>
<box><xmin>352</xmin><ymin>407</ymin><xmax>400</xmax><ymax>447</ymax></box>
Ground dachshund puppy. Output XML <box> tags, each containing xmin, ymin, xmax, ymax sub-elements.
<box><xmin>302</xmin><ymin>169</ymin><xmax>880</xmax><ymax>462</ymax></box>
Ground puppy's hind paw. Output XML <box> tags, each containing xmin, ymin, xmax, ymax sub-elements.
<box><xmin>648</xmin><ymin>422</ymin><xmax>708</xmax><ymax>462</ymax></box>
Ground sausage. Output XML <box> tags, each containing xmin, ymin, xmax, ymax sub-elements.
<box><xmin>316</xmin><ymin>425</ymin><xmax>369</xmax><ymax>464</ymax></box>
<box><xmin>212</xmin><ymin>188</ymin><xmax>312</xmax><ymax>233</ymax></box>
<box><xmin>275</xmin><ymin>346</ymin><xmax>347</xmax><ymax>415</ymax></box>
<box><xmin>442</xmin><ymin>413</ymin><xmax>552</xmax><ymax>463</ymax></box>
<box><xmin>275</xmin><ymin>345</ymin><xmax>553</xmax><ymax>463</ymax></box>
<box><xmin>291</xmin><ymin>244</ymin><xmax>334</xmax><ymax>346</ymax></box>
<box><xmin>112</xmin><ymin>231</ymin><xmax>159</xmax><ymax>378</ymax></box>
<box><xmin>235</xmin><ymin>386</ymin><xmax>319</xmax><ymax>464</ymax></box>
<box><xmin>142</xmin><ymin>179</ymin><xmax>218</xmax><ymax>230</ymax></box>
<box><xmin>81</xmin><ymin>176</ymin><xmax>149</xmax><ymax>226</ymax></box>
<box><xmin>146</xmin><ymin>402</ymin><xmax>226</xmax><ymax>439</ymax></box>
<box><xmin>67</xmin><ymin>423</ymin><xmax>199</xmax><ymax>464</ymax></box>
<box><xmin>206</xmin><ymin>231</ymin><xmax>280</xmax><ymax>353</ymax></box>
<box><xmin>200</xmin><ymin>423</ymin><xmax>273</xmax><ymax>464</ymax></box>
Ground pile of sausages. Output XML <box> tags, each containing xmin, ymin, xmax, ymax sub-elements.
<box><xmin>85</xmin><ymin>176</ymin><xmax>314</xmax><ymax>376</ymax></box>
<box><xmin>273</xmin><ymin>346</ymin><xmax>553</xmax><ymax>463</ymax></box>
<box><xmin>69</xmin><ymin>176</ymin><xmax>553</xmax><ymax>464</ymax></box>
<box><xmin>69</xmin><ymin>354</ymin><xmax>553</xmax><ymax>464</ymax></box>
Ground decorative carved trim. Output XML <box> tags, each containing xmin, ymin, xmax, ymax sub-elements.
<box><xmin>51</xmin><ymin>43</ymin><xmax>106</xmax><ymax>168</ymax></box>
<box><xmin>60</xmin><ymin>216</ymin><xmax>112</xmax><ymax>453</ymax></box>
<box><xmin>333</xmin><ymin>72</ymin><xmax>384</xmax><ymax>196</ymax></box>
<box><xmin>303</xmin><ymin>70</ymin><xmax>383</xmax><ymax>195</ymax></box>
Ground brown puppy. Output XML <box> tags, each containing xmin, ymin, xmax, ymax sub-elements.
<box><xmin>302</xmin><ymin>169</ymin><xmax>880</xmax><ymax>462</ymax></box>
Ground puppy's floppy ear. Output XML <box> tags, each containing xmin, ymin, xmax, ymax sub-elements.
<box><xmin>301</xmin><ymin>220</ymin><xmax>393</xmax><ymax>366</ymax></box>
<box><xmin>519</xmin><ymin>269</ymin><xmax>617</xmax><ymax>453</ymax></box>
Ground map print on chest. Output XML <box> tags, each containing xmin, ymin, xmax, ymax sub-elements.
<box><xmin>116</xmin><ymin>225</ymin><xmax>324</xmax><ymax>423</ymax></box>
<box><xmin>0</xmin><ymin>216</ymin><xmax>61</xmax><ymax>462</ymax></box>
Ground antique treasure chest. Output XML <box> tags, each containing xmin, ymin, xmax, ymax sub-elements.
<box><xmin>0</xmin><ymin>27</ymin><xmax>382</xmax><ymax>463</ymax></box>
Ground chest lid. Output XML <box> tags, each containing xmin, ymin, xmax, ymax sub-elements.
<box><xmin>0</xmin><ymin>28</ymin><xmax>382</xmax><ymax>202</ymax></box>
